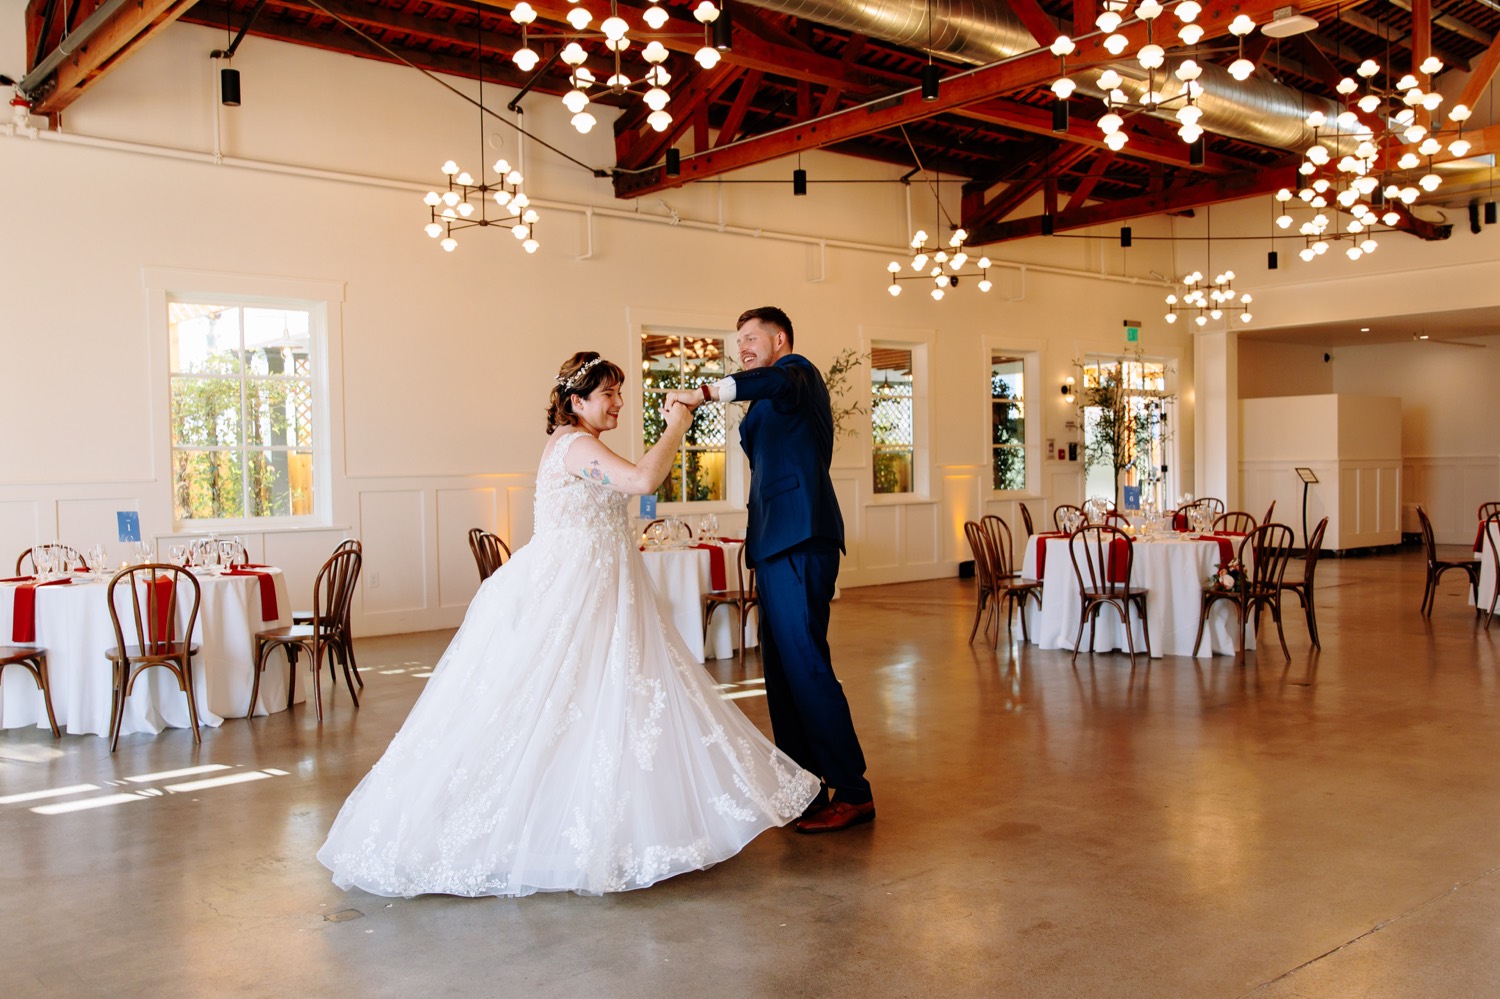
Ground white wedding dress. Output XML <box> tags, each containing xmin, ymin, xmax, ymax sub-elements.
<box><xmin>317</xmin><ymin>429</ymin><xmax>820</xmax><ymax>897</ymax></box>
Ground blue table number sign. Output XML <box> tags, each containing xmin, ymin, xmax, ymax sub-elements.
<box><xmin>117</xmin><ymin>511</ymin><xmax>142</xmax><ymax>543</ymax></box>
<box><xmin>1122</xmin><ymin>486</ymin><xmax>1141</xmax><ymax>511</ymax></box>
<box><xmin>638</xmin><ymin>494</ymin><xmax>657</xmax><ymax>520</ymax></box>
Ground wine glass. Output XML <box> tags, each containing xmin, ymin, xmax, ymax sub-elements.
<box><xmin>88</xmin><ymin>544</ymin><xmax>106</xmax><ymax>573</ymax></box>
<box><xmin>168</xmin><ymin>544</ymin><xmax>187</xmax><ymax>566</ymax></box>
<box><xmin>646</xmin><ymin>522</ymin><xmax>666</xmax><ymax>548</ymax></box>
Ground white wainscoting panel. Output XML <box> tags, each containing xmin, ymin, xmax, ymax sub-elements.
<box><xmin>941</xmin><ymin>470</ymin><xmax>982</xmax><ymax>564</ymax></box>
<box><xmin>0</xmin><ymin>500</ymin><xmax>47</xmax><ymax>571</ymax></box>
<box><xmin>901</xmin><ymin>501</ymin><xmax>940</xmax><ymax>567</ymax></box>
<box><xmin>861</xmin><ymin>504</ymin><xmax>903</xmax><ymax>571</ymax></box>
<box><xmin>1401</xmin><ymin>456</ymin><xmax>1500</xmax><ymax>545</ymax></box>
<box><xmin>358</xmin><ymin>489</ymin><xmax>428</xmax><ymax>617</ymax></box>
<box><xmin>436</xmin><ymin>487</ymin><xmax>503</xmax><ymax>609</ymax></box>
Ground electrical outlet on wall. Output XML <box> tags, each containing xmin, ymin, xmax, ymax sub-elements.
<box><xmin>368</xmin><ymin>571</ymin><xmax>381</xmax><ymax>589</ymax></box>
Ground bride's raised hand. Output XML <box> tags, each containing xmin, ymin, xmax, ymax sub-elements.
<box><xmin>663</xmin><ymin>398</ymin><xmax>694</xmax><ymax>433</ymax></box>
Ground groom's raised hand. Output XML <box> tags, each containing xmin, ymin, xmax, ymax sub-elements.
<box><xmin>664</xmin><ymin>389</ymin><xmax>704</xmax><ymax>410</ymax></box>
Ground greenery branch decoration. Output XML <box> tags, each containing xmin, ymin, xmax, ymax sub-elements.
<box><xmin>1073</xmin><ymin>349</ymin><xmax>1175</xmax><ymax>508</ymax></box>
<box><xmin>824</xmin><ymin>348</ymin><xmax>870</xmax><ymax>441</ymax></box>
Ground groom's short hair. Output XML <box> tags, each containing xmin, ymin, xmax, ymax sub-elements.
<box><xmin>737</xmin><ymin>306</ymin><xmax>794</xmax><ymax>348</ymax></box>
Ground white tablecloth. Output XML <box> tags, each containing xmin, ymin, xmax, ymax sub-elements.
<box><xmin>1021</xmin><ymin>535</ymin><xmax>1252</xmax><ymax>658</ymax></box>
<box><xmin>0</xmin><ymin>569</ymin><xmax>296</xmax><ymax>737</ymax></box>
<box><xmin>1474</xmin><ymin>533</ymin><xmax>1498</xmax><ymax>612</ymax></box>
<box><xmin>640</xmin><ymin>542</ymin><xmax>757</xmax><ymax>662</ymax></box>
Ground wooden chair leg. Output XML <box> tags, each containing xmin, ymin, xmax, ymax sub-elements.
<box><xmin>1305</xmin><ymin>590</ymin><xmax>1321</xmax><ymax>649</ymax></box>
<box><xmin>340</xmin><ymin>645</ymin><xmax>360</xmax><ymax>706</ymax></box>
<box><xmin>1122</xmin><ymin>600</ymin><xmax>1139</xmax><ymax>668</ymax></box>
<box><xmin>1071</xmin><ymin>601</ymin><xmax>1090</xmax><ymax>665</ymax></box>
<box><xmin>29</xmin><ymin>655</ymin><xmax>60</xmax><ymax>738</ymax></box>
<box><xmin>247</xmin><ymin>641</ymin><xmax>265</xmax><ymax>719</ymax></box>
<box><xmin>967</xmin><ymin>589</ymin><xmax>986</xmax><ymax>644</ymax></box>
<box><xmin>343</xmin><ymin>634</ymin><xmax>363</xmax><ymax>688</ymax></box>
<box><xmin>1192</xmin><ymin>595</ymin><xmax>1210</xmax><ymax>656</ymax></box>
<box><xmin>181</xmin><ymin>656</ymin><xmax>202</xmax><ymax>744</ymax></box>
<box><xmin>310</xmin><ymin>646</ymin><xmax>324</xmax><ymax>722</ymax></box>
<box><xmin>109</xmin><ymin>662</ymin><xmax>126</xmax><ymax>754</ymax></box>
<box><xmin>1137</xmin><ymin>596</ymin><xmax>1152</xmax><ymax>658</ymax></box>
<box><xmin>1272</xmin><ymin>597</ymin><xmax>1291</xmax><ymax>660</ymax></box>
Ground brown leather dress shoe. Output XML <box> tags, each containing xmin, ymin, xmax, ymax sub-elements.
<box><xmin>793</xmin><ymin>800</ymin><xmax>875</xmax><ymax>834</ymax></box>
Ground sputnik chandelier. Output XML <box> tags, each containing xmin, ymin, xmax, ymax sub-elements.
<box><xmin>510</xmin><ymin>0</ymin><xmax>729</xmax><ymax>136</ymax></box>
<box><xmin>1274</xmin><ymin>55</ymin><xmax>1474</xmax><ymax>264</ymax></box>
<box><xmin>1164</xmin><ymin>207</ymin><xmax>1252</xmax><ymax>326</ymax></box>
<box><xmin>885</xmin><ymin>227</ymin><xmax>995</xmax><ymax>300</ymax></box>
<box><xmin>1047</xmin><ymin>1</ymin><xmax>1261</xmax><ymax>153</ymax></box>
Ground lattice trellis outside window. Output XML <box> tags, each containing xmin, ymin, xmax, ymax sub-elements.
<box><xmin>168</xmin><ymin>302</ymin><xmax>315</xmax><ymax>522</ymax></box>
<box><xmin>640</xmin><ymin>331</ymin><xmax>732</xmax><ymax>502</ymax></box>
<box><xmin>871</xmin><ymin>346</ymin><xmax>914</xmax><ymax>495</ymax></box>
<box><xmin>991</xmin><ymin>355</ymin><xmax>1026</xmax><ymax>492</ymax></box>
<box><xmin>1080</xmin><ymin>356</ymin><xmax>1173</xmax><ymax>508</ymax></box>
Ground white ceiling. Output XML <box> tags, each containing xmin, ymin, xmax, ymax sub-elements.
<box><xmin>1241</xmin><ymin>304</ymin><xmax>1500</xmax><ymax>348</ymax></box>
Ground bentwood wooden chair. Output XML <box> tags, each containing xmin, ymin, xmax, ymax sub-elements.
<box><xmin>1018</xmin><ymin>502</ymin><xmax>1035</xmax><ymax>541</ymax></box>
<box><xmin>1213</xmin><ymin>511</ymin><xmax>1258</xmax><ymax>534</ymax></box>
<box><xmin>250</xmin><ymin>547</ymin><xmax>361</xmax><ymax>722</ymax></box>
<box><xmin>1263</xmin><ymin>500</ymin><xmax>1277</xmax><ymax>527</ymax></box>
<box><xmin>1192</xmin><ymin>523</ymin><xmax>1296</xmax><ymax>661</ymax></box>
<box><xmin>1068</xmin><ymin>524</ymin><xmax>1151</xmax><ymax>666</ymax></box>
<box><xmin>1278</xmin><ymin>516</ymin><xmax>1328</xmax><ymax>648</ymax></box>
<box><xmin>104</xmin><ymin>565</ymin><xmax>202</xmax><ymax>752</ymax></box>
<box><xmin>980</xmin><ymin>515</ymin><xmax>1019</xmax><ymax>579</ymax></box>
<box><xmin>964</xmin><ymin>520</ymin><xmax>1041</xmax><ymax>645</ymax></box>
<box><xmin>1479</xmin><ymin>516</ymin><xmax>1500</xmax><ymax>628</ymax></box>
<box><xmin>1053</xmin><ymin>504</ymin><xmax>1086</xmax><ymax>532</ymax></box>
<box><xmin>702</xmin><ymin>544</ymin><xmax>758</xmax><ymax>664</ymax></box>
<box><xmin>293</xmin><ymin>539</ymin><xmax>364</xmax><ymax>687</ymax></box>
<box><xmin>468</xmin><ymin>529</ymin><xmax>511</xmax><ymax>582</ymax></box>
<box><xmin>0</xmin><ymin>646</ymin><xmax>60</xmax><ymax>737</ymax></box>
<box><xmin>1103</xmin><ymin>511</ymin><xmax>1132</xmax><ymax>529</ymax></box>
<box><xmin>1197</xmin><ymin>497</ymin><xmax>1227</xmax><ymax>517</ymax></box>
<box><xmin>1417</xmin><ymin>505</ymin><xmax>1479</xmax><ymax>617</ymax></box>
<box><xmin>1479</xmin><ymin>502</ymin><xmax>1500</xmax><ymax>524</ymax></box>
<box><xmin>16</xmin><ymin>545</ymin><xmax>88</xmax><ymax>575</ymax></box>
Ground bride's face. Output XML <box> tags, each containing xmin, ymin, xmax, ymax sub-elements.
<box><xmin>571</xmin><ymin>380</ymin><xmax>623</xmax><ymax>435</ymax></box>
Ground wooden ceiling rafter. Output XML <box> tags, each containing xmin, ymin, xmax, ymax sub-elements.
<box><xmin>27</xmin><ymin>0</ymin><xmax>199</xmax><ymax>114</ymax></box>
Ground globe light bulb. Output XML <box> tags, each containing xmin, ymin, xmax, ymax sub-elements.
<box><xmin>455</xmin><ymin>171</ymin><xmax>473</xmax><ymax>186</ymax></box>
<box><xmin>1177</xmin><ymin>1</ymin><xmax>1202</xmax><ymax>23</ymax></box>
<box><xmin>1195</xmin><ymin>315</ymin><xmax>1207</xmax><ymax>327</ymax></box>
<box><xmin>643</xmin><ymin>6</ymin><xmax>670</xmax><ymax>29</ymax></box>
<box><xmin>647</xmin><ymin>109</ymin><xmax>672</xmax><ymax>132</ymax></box>
<box><xmin>424</xmin><ymin>223</ymin><xmax>442</xmax><ymax>238</ymax></box>
<box><xmin>642</xmin><ymin>41</ymin><xmax>669</xmax><ymax>64</ymax></box>
<box><xmin>1097</xmin><ymin>69</ymin><xmax>1122</xmax><ymax>91</ymax></box>
<box><xmin>888</xmin><ymin>283</ymin><xmax>902</xmax><ymax>297</ymax></box>
<box><xmin>563</xmin><ymin>89</ymin><xmax>589</xmax><ymax>114</ymax></box>
<box><xmin>1346</xmin><ymin>246</ymin><xmax>1362</xmax><ymax>260</ymax></box>
<box><xmin>1229</xmin><ymin>14</ymin><xmax>1255</xmax><ymax>36</ymax></box>
<box><xmin>523</xmin><ymin>209</ymin><xmax>539</xmax><ymax>224</ymax></box>
<box><xmin>1450</xmin><ymin>104</ymin><xmax>1472</xmax><ymax>122</ymax></box>
<box><xmin>1418</xmin><ymin>173</ymin><xmax>1441</xmax><ymax>192</ymax></box>
<box><xmin>1050</xmin><ymin>35</ymin><xmax>1075</xmax><ymax>57</ymax></box>
<box><xmin>1299</xmin><ymin>248</ymin><xmax>1315</xmax><ymax>261</ymax></box>
<box><xmin>1175</xmin><ymin>60</ymin><xmax>1201</xmax><ymax>82</ymax></box>
<box><xmin>512</xmin><ymin>224</ymin><xmax>528</xmax><ymax>239</ymax></box>
<box><xmin>524</xmin><ymin>238</ymin><xmax>539</xmax><ymax>254</ymax></box>
<box><xmin>1449</xmin><ymin>138</ymin><xmax>1472</xmax><ymax>158</ymax></box>
<box><xmin>1051</xmin><ymin>77</ymin><xmax>1077</xmax><ymax>99</ymax></box>
<box><xmin>951</xmin><ymin>252</ymin><xmax>967</xmax><ymax>269</ymax></box>
<box><xmin>1228</xmin><ymin>59</ymin><xmax>1254</xmax><ymax>81</ymax></box>
<box><xmin>571</xmin><ymin>111</ymin><xmax>597</xmax><ymax>133</ymax></box>
<box><xmin>887</xmin><ymin>261</ymin><xmax>902</xmax><ymax>273</ymax></box>
<box><xmin>1096</xmin><ymin>11</ymin><xmax>1122</xmax><ymax>33</ymax></box>
<box><xmin>442</xmin><ymin>190</ymin><xmax>460</xmax><ymax>206</ymax></box>
<box><xmin>511</xmin><ymin>2</ymin><xmax>537</xmax><ymax>25</ymax></box>
<box><xmin>441</xmin><ymin>237</ymin><xmax>457</xmax><ymax>252</ymax></box>
<box><xmin>1099</xmin><ymin>112</ymin><xmax>1124</xmax><ymax>134</ymax></box>
<box><xmin>1361</xmin><ymin>238</ymin><xmax>1378</xmax><ymax>253</ymax></box>
<box><xmin>931</xmin><ymin>288</ymin><xmax>944</xmax><ymax>301</ymax></box>
<box><xmin>566</xmin><ymin>8</ymin><xmax>591</xmax><ymax>30</ymax></box>
<box><xmin>441</xmin><ymin>160</ymin><xmax>459</xmax><ymax>175</ymax></box>
<box><xmin>1276</xmin><ymin>214</ymin><xmax>1292</xmax><ymax>229</ymax></box>
<box><xmin>513</xmin><ymin>47</ymin><xmax>539</xmax><ymax>72</ymax></box>
<box><xmin>1104</xmin><ymin>131</ymin><xmax>1128</xmax><ymax>150</ymax></box>
<box><xmin>1239</xmin><ymin>312</ymin><xmax>1253</xmax><ymax>323</ymax></box>
<box><xmin>1165</xmin><ymin>312</ymin><xmax>1178</xmax><ymax>324</ymax></box>
<box><xmin>561</xmin><ymin>43</ymin><xmax>587</xmax><ymax>66</ymax></box>
<box><xmin>1136</xmin><ymin>0</ymin><xmax>1163</xmax><ymax>19</ymax></box>
<box><xmin>1382</xmin><ymin>211</ymin><xmax>1401</xmax><ymax>226</ymax></box>
<box><xmin>1179</xmin><ymin>24</ymin><xmax>1204</xmax><ymax>44</ymax></box>
<box><xmin>1177</xmin><ymin>123</ymin><xmax>1203</xmax><ymax>143</ymax></box>
<box><xmin>1138</xmin><ymin>44</ymin><xmax>1165</xmax><ymax>70</ymax></box>
<box><xmin>693</xmin><ymin>1</ymin><xmax>720</xmax><ymax>23</ymax></box>
<box><xmin>508</xmin><ymin>172</ymin><xmax>525</xmax><ymax>187</ymax></box>
<box><xmin>601</xmin><ymin>16</ymin><xmax>628</xmax><ymax>40</ymax></box>
<box><xmin>1103</xmin><ymin>33</ymin><xmax>1128</xmax><ymax>55</ymax></box>
<box><xmin>423</xmin><ymin>191</ymin><xmax>441</xmax><ymax>206</ymax></box>
<box><xmin>644</xmin><ymin>88</ymin><xmax>670</xmax><ymax>111</ymax></box>
<box><xmin>695</xmin><ymin>46</ymin><xmax>721</xmax><ymax>69</ymax></box>
<box><xmin>457</xmin><ymin>201</ymin><xmax>474</xmax><ymax>217</ymax></box>
<box><xmin>911</xmin><ymin>254</ymin><xmax>928</xmax><ymax>271</ymax></box>
<box><xmin>1177</xmin><ymin>104</ymin><xmax>1203</xmax><ymax>126</ymax></box>
<box><xmin>1357</xmin><ymin>94</ymin><xmax>1380</xmax><ymax>114</ymax></box>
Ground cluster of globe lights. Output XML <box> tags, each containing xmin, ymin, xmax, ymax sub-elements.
<box><xmin>1047</xmin><ymin>1</ymin><xmax>1262</xmax><ymax>153</ymax></box>
<box><xmin>1164</xmin><ymin>270</ymin><xmax>1252</xmax><ymax>326</ymax></box>
<box><xmin>884</xmin><ymin>228</ymin><xmax>996</xmax><ymax>300</ymax></box>
<box><xmin>1276</xmin><ymin>55</ymin><xmax>1474</xmax><ymax>263</ymax></box>
<box><xmin>510</xmin><ymin>0</ymin><xmax>727</xmax><ymax>136</ymax></box>
<box><xmin>422</xmin><ymin>158</ymin><xmax>539</xmax><ymax>254</ymax></box>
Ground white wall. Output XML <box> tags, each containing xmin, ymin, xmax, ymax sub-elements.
<box><xmin>1239</xmin><ymin>340</ymin><xmax>1334</xmax><ymax>398</ymax></box>
<box><xmin>4</xmin><ymin>21</ymin><xmax>1202</xmax><ymax>634</ymax></box>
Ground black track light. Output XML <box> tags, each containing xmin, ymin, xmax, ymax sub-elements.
<box><xmin>1052</xmin><ymin>100</ymin><xmax>1069</xmax><ymax>133</ymax></box>
<box><xmin>793</xmin><ymin>168</ymin><xmax>807</xmax><ymax>196</ymax></box>
<box><xmin>1470</xmin><ymin>201</ymin><xmax>1482</xmax><ymax>235</ymax></box>
<box><xmin>666</xmin><ymin>148</ymin><xmax>680</xmax><ymax>177</ymax></box>
<box><xmin>1120</xmin><ymin>226</ymin><xmax>1132</xmax><ymax>248</ymax></box>
<box><xmin>1041</xmin><ymin>214</ymin><xmax>1054</xmax><ymax>236</ymax></box>
<box><xmin>220</xmin><ymin>66</ymin><xmax>241</xmax><ymax>107</ymax></box>
<box><xmin>1188</xmin><ymin>138</ymin><xmax>1204</xmax><ymax>167</ymax></box>
<box><xmin>1268</xmin><ymin>250</ymin><xmax>1279</xmax><ymax>270</ymax></box>
<box><xmin>921</xmin><ymin>64</ymin><xmax>941</xmax><ymax>102</ymax></box>
<box><xmin>712</xmin><ymin>7</ymin><xmax>733</xmax><ymax>50</ymax></box>
<box><xmin>1487</xmin><ymin>201</ymin><xmax>1498</xmax><ymax>226</ymax></box>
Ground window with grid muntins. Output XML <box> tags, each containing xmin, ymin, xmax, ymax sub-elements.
<box><xmin>168</xmin><ymin>302</ymin><xmax>315</xmax><ymax>522</ymax></box>
<box><xmin>871</xmin><ymin>346</ymin><xmax>914</xmax><ymax>494</ymax></box>
<box><xmin>991</xmin><ymin>355</ymin><xmax>1026</xmax><ymax>492</ymax></box>
<box><xmin>640</xmin><ymin>332</ymin><xmax>732</xmax><ymax>502</ymax></box>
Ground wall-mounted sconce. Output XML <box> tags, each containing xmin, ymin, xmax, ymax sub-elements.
<box><xmin>1061</xmin><ymin>376</ymin><xmax>1076</xmax><ymax>404</ymax></box>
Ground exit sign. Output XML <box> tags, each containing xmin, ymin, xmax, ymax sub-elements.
<box><xmin>1123</xmin><ymin>320</ymin><xmax>1141</xmax><ymax>343</ymax></box>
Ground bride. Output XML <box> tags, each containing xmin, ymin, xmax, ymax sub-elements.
<box><xmin>317</xmin><ymin>351</ymin><xmax>821</xmax><ymax>897</ymax></box>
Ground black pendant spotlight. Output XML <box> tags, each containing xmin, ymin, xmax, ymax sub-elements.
<box><xmin>220</xmin><ymin>66</ymin><xmax>241</xmax><ymax>107</ymax></box>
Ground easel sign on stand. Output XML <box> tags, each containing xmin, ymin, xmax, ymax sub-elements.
<box><xmin>1294</xmin><ymin>468</ymin><xmax>1319</xmax><ymax>549</ymax></box>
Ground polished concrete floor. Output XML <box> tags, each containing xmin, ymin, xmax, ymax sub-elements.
<box><xmin>5</xmin><ymin>545</ymin><xmax>1500</xmax><ymax>997</ymax></box>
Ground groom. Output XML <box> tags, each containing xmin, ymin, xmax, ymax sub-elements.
<box><xmin>674</xmin><ymin>306</ymin><xmax>873</xmax><ymax>833</ymax></box>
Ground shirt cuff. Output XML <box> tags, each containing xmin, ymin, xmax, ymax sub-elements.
<box><xmin>713</xmin><ymin>376</ymin><xmax>737</xmax><ymax>403</ymax></box>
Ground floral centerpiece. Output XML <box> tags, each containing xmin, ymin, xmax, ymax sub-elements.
<box><xmin>1207</xmin><ymin>559</ymin><xmax>1244</xmax><ymax>591</ymax></box>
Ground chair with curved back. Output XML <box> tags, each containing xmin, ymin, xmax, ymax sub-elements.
<box><xmin>1192</xmin><ymin>523</ymin><xmax>1297</xmax><ymax>660</ymax></box>
<box><xmin>642</xmin><ymin>518</ymin><xmax>693</xmax><ymax>544</ymax></box>
<box><xmin>468</xmin><ymin>529</ymin><xmax>511</xmax><ymax>582</ymax></box>
<box><xmin>104</xmin><ymin>564</ymin><xmax>202</xmax><ymax>752</ymax></box>
<box><xmin>292</xmin><ymin>539</ymin><xmax>364</xmax><ymax>687</ymax></box>
<box><xmin>1018</xmin><ymin>502</ymin><xmax>1035</xmax><ymax>542</ymax></box>
<box><xmin>0</xmin><ymin>646</ymin><xmax>60</xmax><ymax>737</ymax></box>
<box><xmin>1277</xmin><ymin>516</ymin><xmax>1328</xmax><ymax>648</ymax></box>
<box><xmin>1068</xmin><ymin>524</ymin><xmax>1151</xmax><ymax>666</ymax></box>
<box><xmin>1417</xmin><ymin>505</ymin><xmax>1479</xmax><ymax>616</ymax></box>
<box><xmin>16</xmin><ymin>545</ymin><xmax>88</xmax><ymax>575</ymax></box>
<box><xmin>1213</xmin><ymin>511</ymin><xmax>1258</xmax><ymax>534</ymax></box>
<box><xmin>1480</xmin><ymin>502</ymin><xmax>1500</xmax><ymax>524</ymax></box>
<box><xmin>702</xmin><ymin>544</ymin><xmax>759</xmax><ymax>663</ymax></box>
<box><xmin>1053</xmin><ymin>504</ymin><xmax>1086</xmax><ymax>532</ymax></box>
<box><xmin>1263</xmin><ymin>500</ymin><xmax>1276</xmax><ymax>527</ymax></box>
<box><xmin>250</xmin><ymin>546</ymin><xmax>362</xmax><ymax>722</ymax></box>
<box><xmin>980</xmin><ymin>514</ymin><xmax>1019</xmax><ymax>580</ymax></box>
<box><xmin>1482</xmin><ymin>517</ymin><xmax>1500</xmax><ymax>628</ymax></box>
<box><xmin>964</xmin><ymin>520</ymin><xmax>1041</xmax><ymax>645</ymax></box>
<box><xmin>1103</xmin><ymin>511</ymin><xmax>1132</xmax><ymax>529</ymax></box>
<box><xmin>1198</xmin><ymin>497</ymin><xmax>1227</xmax><ymax>516</ymax></box>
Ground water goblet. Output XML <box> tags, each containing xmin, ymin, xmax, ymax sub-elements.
<box><xmin>88</xmin><ymin>544</ymin><xmax>106</xmax><ymax>573</ymax></box>
<box><xmin>698</xmin><ymin>515</ymin><xmax>714</xmax><ymax>541</ymax></box>
<box><xmin>168</xmin><ymin>544</ymin><xmax>187</xmax><ymax>567</ymax></box>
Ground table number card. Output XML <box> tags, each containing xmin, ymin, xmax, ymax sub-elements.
<box><xmin>639</xmin><ymin>495</ymin><xmax>657</xmax><ymax>520</ymax></box>
<box><xmin>116</xmin><ymin>511</ymin><xmax>142</xmax><ymax>543</ymax></box>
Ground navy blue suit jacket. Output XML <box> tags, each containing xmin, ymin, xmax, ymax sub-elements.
<box><xmin>731</xmin><ymin>354</ymin><xmax>846</xmax><ymax>565</ymax></box>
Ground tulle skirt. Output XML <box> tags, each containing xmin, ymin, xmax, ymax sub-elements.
<box><xmin>316</xmin><ymin>530</ymin><xmax>821</xmax><ymax>897</ymax></box>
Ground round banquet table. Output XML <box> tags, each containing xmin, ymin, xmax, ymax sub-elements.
<box><xmin>0</xmin><ymin>568</ymin><xmax>298</xmax><ymax>737</ymax></box>
<box><xmin>1020</xmin><ymin>534</ymin><xmax>1254</xmax><ymax>658</ymax></box>
<box><xmin>639</xmin><ymin>541</ymin><xmax>758</xmax><ymax>663</ymax></box>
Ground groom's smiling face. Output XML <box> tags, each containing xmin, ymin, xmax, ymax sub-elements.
<box><xmin>736</xmin><ymin>319</ymin><xmax>788</xmax><ymax>370</ymax></box>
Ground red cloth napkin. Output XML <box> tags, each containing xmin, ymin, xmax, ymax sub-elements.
<box><xmin>226</xmin><ymin>566</ymin><xmax>280</xmax><ymax>621</ymax></box>
<box><xmin>691</xmin><ymin>545</ymin><xmax>728</xmax><ymax>591</ymax></box>
<box><xmin>1032</xmin><ymin>533</ymin><xmax>1066</xmax><ymax>577</ymax></box>
<box><xmin>1108</xmin><ymin>537</ymin><xmax>1132</xmax><ymax>584</ymax></box>
<box><xmin>10</xmin><ymin>577</ymin><xmax>74</xmax><ymax>643</ymax></box>
<box><xmin>148</xmin><ymin>575</ymin><xmax>176</xmax><ymax>650</ymax></box>
<box><xmin>1173</xmin><ymin>512</ymin><xmax>1190</xmax><ymax>531</ymax></box>
<box><xmin>1194</xmin><ymin>535</ymin><xmax>1236</xmax><ymax>563</ymax></box>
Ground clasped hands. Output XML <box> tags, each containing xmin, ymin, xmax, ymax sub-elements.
<box><xmin>658</xmin><ymin>389</ymin><xmax>707</xmax><ymax>419</ymax></box>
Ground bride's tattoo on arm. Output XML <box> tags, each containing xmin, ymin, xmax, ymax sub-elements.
<box><xmin>580</xmin><ymin>460</ymin><xmax>611</xmax><ymax>485</ymax></box>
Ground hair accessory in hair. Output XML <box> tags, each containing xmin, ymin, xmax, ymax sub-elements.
<box><xmin>557</xmin><ymin>356</ymin><xmax>605</xmax><ymax>393</ymax></box>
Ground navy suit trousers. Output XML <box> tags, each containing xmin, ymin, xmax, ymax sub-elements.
<box><xmin>755</xmin><ymin>539</ymin><xmax>871</xmax><ymax>805</ymax></box>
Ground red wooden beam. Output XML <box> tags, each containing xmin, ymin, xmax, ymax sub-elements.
<box><xmin>613</xmin><ymin>0</ymin><xmax>1303</xmax><ymax>198</ymax></box>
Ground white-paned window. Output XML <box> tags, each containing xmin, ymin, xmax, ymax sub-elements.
<box><xmin>872</xmin><ymin>346</ymin><xmax>915</xmax><ymax>494</ymax></box>
<box><xmin>1079</xmin><ymin>355</ymin><xmax>1174</xmax><ymax>508</ymax></box>
<box><xmin>641</xmin><ymin>331</ymin><xmax>733</xmax><ymax>503</ymax></box>
<box><xmin>991</xmin><ymin>354</ymin><xmax>1027</xmax><ymax>492</ymax></box>
<box><xmin>168</xmin><ymin>300</ymin><xmax>320</xmax><ymax>523</ymax></box>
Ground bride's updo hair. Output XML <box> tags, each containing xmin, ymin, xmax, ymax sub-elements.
<box><xmin>547</xmin><ymin>351</ymin><xmax>626</xmax><ymax>434</ymax></box>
